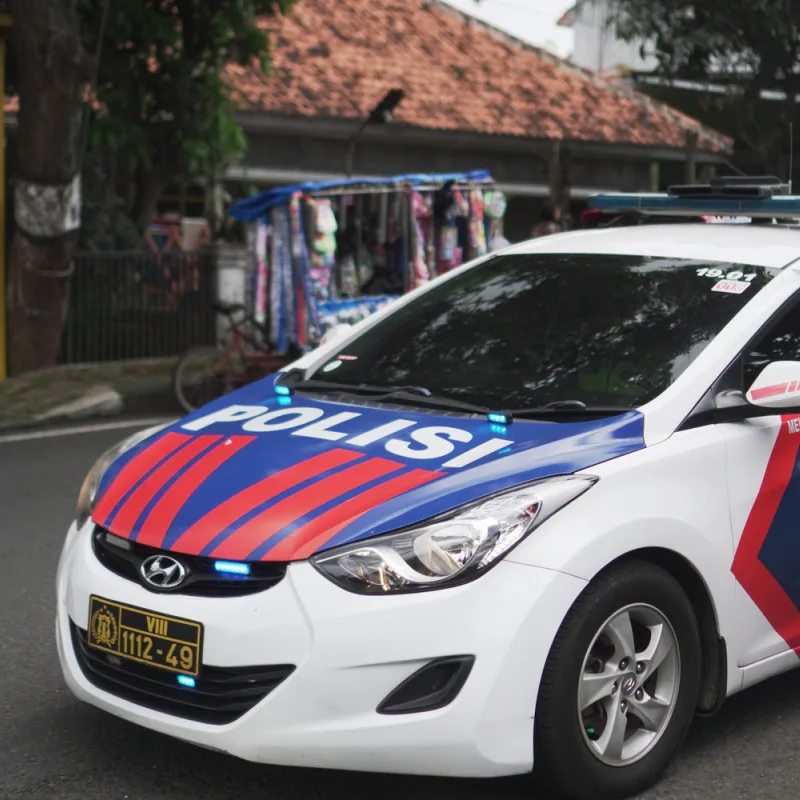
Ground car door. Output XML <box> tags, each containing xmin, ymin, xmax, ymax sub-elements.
<box><xmin>724</xmin><ymin>295</ymin><xmax>800</xmax><ymax>668</ymax></box>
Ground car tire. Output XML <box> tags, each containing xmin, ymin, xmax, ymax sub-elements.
<box><xmin>533</xmin><ymin>559</ymin><xmax>702</xmax><ymax>800</ymax></box>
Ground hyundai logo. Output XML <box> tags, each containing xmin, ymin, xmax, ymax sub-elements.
<box><xmin>140</xmin><ymin>555</ymin><xmax>187</xmax><ymax>590</ymax></box>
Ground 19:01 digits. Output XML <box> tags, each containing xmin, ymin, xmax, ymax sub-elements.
<box><xmin>120</xmin><ymin>630</ymin><xmax>195</xmax><ymax>670</ymax></box>
<box><xmin>696</xmin><ymin>267</ymin><xmax>757</xmax><ymax>281</ymax></box>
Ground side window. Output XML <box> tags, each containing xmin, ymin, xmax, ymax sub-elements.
<box><xmin>744</xmin><ymin>301</ymin><xmax>800</xmax><ymax>388</ymax></box>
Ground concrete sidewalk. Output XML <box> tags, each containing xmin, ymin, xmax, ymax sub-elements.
<box><xmin>0</xmin><ymin>359</ymin><xmax>183</xmax><ymax>432</ymax></box>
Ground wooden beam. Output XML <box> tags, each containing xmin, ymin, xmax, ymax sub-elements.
<box><xmin>650</xmin><ymin>161</ymin><xmax>660</xmax><ymax>192</ymax></box>
<box><xmin>548</xmin><ymin>140</ymin><xmax>573</xmax><ymax>230</ymax></box>
<box><xmin>684</xmin><ymin>131</ymin><xmax>698</xmax><ymax>183</ymax></box>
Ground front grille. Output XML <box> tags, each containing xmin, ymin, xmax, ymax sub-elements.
<box><xmin>92</xmin><ymin>527</ymin><xmax>286</xmax><ymax>597</ymax></box>
<box><xmin>70</xmin><ymin>622</ymin><xmax>295</xmax><ymax>725</ymax></box>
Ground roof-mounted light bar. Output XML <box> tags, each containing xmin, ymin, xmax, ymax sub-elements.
<box><xmin>589</xmin><ymin>176</ymin><xmax>800</xmax><ymax>219</ymax></box>
<box><xmin>669</xmin><ymin>175</ymin><xmax>790</xmax><ymax>199</ymax></box>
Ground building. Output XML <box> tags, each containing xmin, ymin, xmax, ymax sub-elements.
<box><xmin>557</xmin><ymin>0</ymin><xmax>655</xmax><ymax>74</ymax></box>
<box><xmin>221</xmin><ymin>0</ymin><xmax>730</xmax><ymax>241</ymax></box>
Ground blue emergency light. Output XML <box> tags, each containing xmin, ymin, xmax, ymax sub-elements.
<box><xmin>589</xmin><ymin>176</ymin><xmax>800</xmax><ymax>219</ymax></box>
<box><xmin>214</xmin><ymin>560</ymin><xmax>251</xmax><ymax>576</ymax></box>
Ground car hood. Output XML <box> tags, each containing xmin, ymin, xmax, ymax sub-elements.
<box><xmin>92</xmin><ymin>378</ymin><xmax>645</xmax><ymax>562</ymax></box>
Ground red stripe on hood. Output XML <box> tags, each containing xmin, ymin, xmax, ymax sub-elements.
<box><xmin>92</xmin><ymin>432</ymin><xmax>190</xmax><ymax>527</ymax></box>
<box><xmin>135</xmin><ymin>435</ymin><xmax>256</xmax><ymax>548</ymax></box>
<box><xmin>210</xmin><ymin>457</ymin><xmax>404</xmax><ymax>561</ymax></box>
<box><xmin>168</xmin><ymin>449</ymin><xmax>364</xmax><ymax>557</ymax></box>
<box><xmin>264</xmin><ymin>467</ymin><xmax>444</xmax><ymax>561</ymax></box>
<box><xmin>106</xmin><ymin>435</ymin><xmax>223</xmax><ymax>536</ymax></box>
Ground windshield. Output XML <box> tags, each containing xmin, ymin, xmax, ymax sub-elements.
<box><xmin>309</xmin><ymin>253</ymin><xmax>777</xmax><ymax>410</ymax></box>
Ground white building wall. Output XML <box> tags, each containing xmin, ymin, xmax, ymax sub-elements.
<box><xmin>568</xmin><ymin>0</ymin><xmax>658</xmax><ymax>73</ymax></box>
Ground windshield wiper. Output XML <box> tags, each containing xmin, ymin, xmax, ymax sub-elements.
<box><xmin>507</xmin><ymin>402</ymin><xmax>633</xmax><ymax>419</ymax></box>
<box><xmin>288</xmin><ymin>378</ymin><xmax>433</xmax><ymax>398</ymax></box>
<box><xmin>288</xmin><ymin>378</ymin><xmax>493</xmax><ymax>415</ymax></box>
<box><xmin>286</xmin><ymin>379</ymin><xmax>632</xmax><ymax>421</ymax></box>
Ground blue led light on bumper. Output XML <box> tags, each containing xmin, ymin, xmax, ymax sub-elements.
<box><xmin>214</xmin><ymin>560</ymin><xmax>251</xmax><ymax>576</ymax></box>
<box><xmin>177</xmin><ymin>675</ymin><xmax>196</xmax><ymax>688</ymax></box>
<box><xmin>275</xmin><ymin>385</ymin><xmax>292</xmax><ymax>396</ymax></box>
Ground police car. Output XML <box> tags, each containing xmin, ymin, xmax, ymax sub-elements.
<box><xmin>56</xmin><ymin>177</ymin><xmax>800</xmax><ymax>800</ymax></box>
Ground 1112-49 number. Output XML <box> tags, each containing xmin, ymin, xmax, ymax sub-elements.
<box><xmin>121</xmin><ymin>630</ymin><xmax>196</xmax><ymax>671</ymax></box>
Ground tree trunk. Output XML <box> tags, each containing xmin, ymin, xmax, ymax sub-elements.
<box><xmin>7</xmin><ymin>0</ymin><xmax>86</xmax><ymax>375</ymax></box>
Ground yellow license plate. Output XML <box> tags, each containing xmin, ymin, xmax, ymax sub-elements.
<box><xmin>87</xmin><ymin>595</ymin><xmax>203</xmax><ymax>677</ymax></box>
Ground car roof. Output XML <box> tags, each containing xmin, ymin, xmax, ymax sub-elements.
<box><xmin>506</xmin><ymin>222</ymin><xmax>800</xmax><ymax>269</ymax></box>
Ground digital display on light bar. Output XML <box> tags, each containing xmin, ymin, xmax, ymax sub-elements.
<box><xmin>214</xmin><ymin>560</ymin><xmax>251</xmax><ymax>576</ymax></box>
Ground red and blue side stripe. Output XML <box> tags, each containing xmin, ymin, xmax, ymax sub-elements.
<box><xmin>733</xmin><ymin>415</ymin><xmax>800</xmax><ymax>650</ymax></box>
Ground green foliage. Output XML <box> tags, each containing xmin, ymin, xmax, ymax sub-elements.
<box><xmin>79</xmin><ymin>151</ymin><xmax>142</xmax><ymax>251</ymax></box>
<box><xmin>76</xmin><ymin>0</ymin><xmax>295</xmax><ymax>244</ymax></box>
<box><xmin>610</xmin><ymin>0</ymin><xmax>800</xmax><ymax>171</ymax></box>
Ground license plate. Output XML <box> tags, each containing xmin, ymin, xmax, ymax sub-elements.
<box><xmin>87</xmin><ymin>595</ymin><xmax>203</xmax><ymax>677</ymax></box>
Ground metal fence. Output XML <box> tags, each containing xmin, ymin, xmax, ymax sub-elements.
<box><xmin>59</xmin><ymin>250</ymin><xmax>218</xmax><ymax>364</ymax></box>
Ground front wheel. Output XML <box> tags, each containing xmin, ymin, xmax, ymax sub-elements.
<box><xmin>534</xmin><ymin>560</ymin><xmax>701</xmax><ymax>800</ymax></box>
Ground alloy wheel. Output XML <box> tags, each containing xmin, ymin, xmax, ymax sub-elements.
<box><xmin>577</xmin><ymin>603</ymin><xmax>680</xmax><ymax>767</ymax></box>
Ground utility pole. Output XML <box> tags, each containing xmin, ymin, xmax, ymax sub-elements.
<box><xmin>0</xmin><ymin>5</ymin><xmax>11</xmax><ymax>379</ymax></box>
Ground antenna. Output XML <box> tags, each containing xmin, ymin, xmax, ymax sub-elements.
<box><xmin>790</xmin><ymin>122</ymin><xmax>794</xmax><ymax>194</ymax></box>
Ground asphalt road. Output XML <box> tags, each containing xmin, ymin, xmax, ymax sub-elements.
<box><xmin>1</xmin><ymin>423</ymin><xmax>800</xmax><ymax>800</ymax></box>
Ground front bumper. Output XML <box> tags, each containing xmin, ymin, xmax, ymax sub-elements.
<box><xmin>56</xmin><ymin>520</ymin><xmax>586</xmax><ymax>778</ymax></box>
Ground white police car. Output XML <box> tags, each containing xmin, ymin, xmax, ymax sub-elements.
<box><xmin>56</xmin><ymin>178</ymin><xmax>800</xmax><ymax>799</ymax></box>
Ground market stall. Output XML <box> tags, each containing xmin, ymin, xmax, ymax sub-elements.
<box><xmin>229</xmin><ymin>170</ymin><xmax>507</xmax><ymax>353</ymax></box>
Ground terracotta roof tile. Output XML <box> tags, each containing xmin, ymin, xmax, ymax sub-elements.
<box><xmin>228</xmin><ymin>0</ymin><xmax>731</xmax><ymax>152</ymax></box>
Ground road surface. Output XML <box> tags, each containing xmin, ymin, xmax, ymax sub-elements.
<box><xmin>1</xmin><ymin>422</ymin><xmax>798</xmax><ymax>800</ymax></box>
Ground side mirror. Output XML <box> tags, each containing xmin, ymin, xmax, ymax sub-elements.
<box><xmin>746</xmin><ymin>361</ymin><xmax>800</xmax><ymax>409</ymax></box>
<box><xmin>319</xmin><ymin>323</ymin><xmax>353</xmax><ymax>347</ymax></box>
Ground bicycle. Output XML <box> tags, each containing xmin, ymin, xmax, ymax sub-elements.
<box><xmin>173</xmin><ymin>301</ymin><xmax>292</xmax><ymax>413</ymax></box>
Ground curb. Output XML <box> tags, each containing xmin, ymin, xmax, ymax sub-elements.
<box><xmin>0</xmin><ymin>386</ymin><xmax>125</xmax><ymax>433</ymax></box>
<box><xmin>33</xmin><ymin>386</ymin><xmax>124</xmax><ymax>424</ymax></box>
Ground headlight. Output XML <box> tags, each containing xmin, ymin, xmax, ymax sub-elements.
<box><xmin>76</xmin><ymin>423</ymin><xmax>170</xmax><ymax>529</ymax></box>
<box><xmin>311</xmin><ymin>475</ymin><xmax>597</xmax><ymax>594</ymax></box>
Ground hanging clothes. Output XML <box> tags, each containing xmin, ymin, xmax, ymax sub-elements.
<box><xmin>253</xmin><ymin>221</ymin><xmax>269</xmax><ymax>328</ymax></box>
<box><xmin>289</xmin><ymin>193</ymin><xmax>321</xmax><ymax>349</ymax></box>
<box><xmin>307</xmin><ymin>197</ymin><xmax>338</xmax><ymax>302</ymax></box>
<box><xmin>269</xmin><ymin>206</ymin><xmax>292</xmax><ymax>353</ymax></box>
<box><xmin>484</xmin><ymin>190</ymin><xmax>508</xmax><ymax>251</ymax></box>
<box><xmin>435</xmin><ymin>184</ymin><xmax>468</xmax><ymax>273</ymax></box>
<box><xmin>410</xmin><ymin>190</ymin><xmax>432</xmax><ymax>287</ymax></box>
<box><xmin>468</xmin><ymin>189</ymin><xmax>488</xmax><ymax>257</ymax></box>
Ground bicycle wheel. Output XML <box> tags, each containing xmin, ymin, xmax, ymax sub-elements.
<box><xmin>173</xmin><ymin>346</ymin><xmax>233</xmax><ymax>413</ymax></box>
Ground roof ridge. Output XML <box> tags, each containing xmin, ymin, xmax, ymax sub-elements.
<box><xmin>429</xmin><ymin>0</ymin><xmax>731</xmax><ymax>150</ymax></box>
